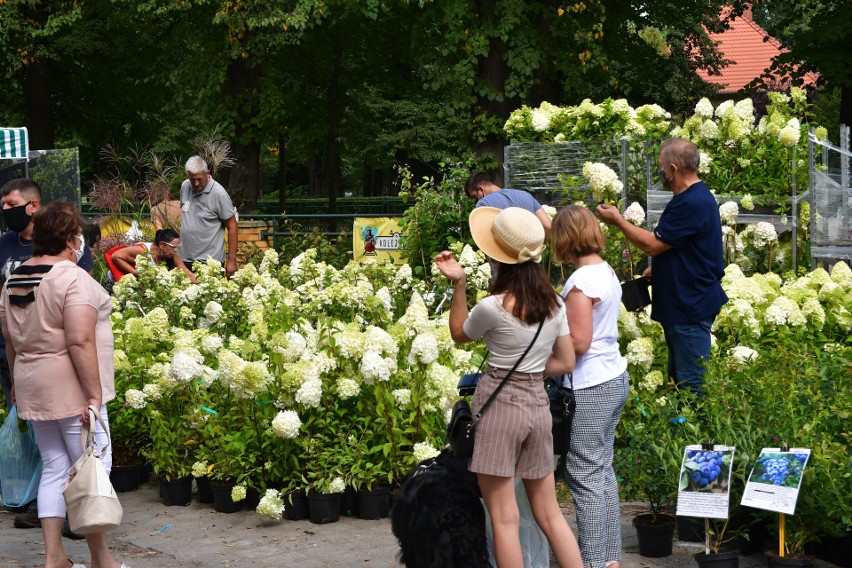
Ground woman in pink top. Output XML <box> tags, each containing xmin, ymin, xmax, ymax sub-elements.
<box><xmin>0</xmin><ymin>201</ymin><xmax>128</xmax><ymax>568</ymax></box>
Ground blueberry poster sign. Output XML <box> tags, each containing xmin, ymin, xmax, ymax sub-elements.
<box><xmin>741</xmin><ymin>448</ymin><xmax>810</xmax><ymax>515</ymax></box>
<box><xmin>676</xmin><ymin>445</ymin><xmax>735</xmax><ymax>519</ymax></box>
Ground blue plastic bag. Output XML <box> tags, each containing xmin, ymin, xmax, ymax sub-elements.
<box><xmin>0</xmin><ymin>405</ymin><xmax>42</xmax><ymax>508</ymax></box>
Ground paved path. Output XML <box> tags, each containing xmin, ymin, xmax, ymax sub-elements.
<box><xmin>0</xmin><ymin>481</ymin><xmax>838</xmax><ymax>568</ymax></box>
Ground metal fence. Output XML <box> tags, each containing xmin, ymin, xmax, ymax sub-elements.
<box><xmin>809</xmin><ymin>125</ymin><xmax>852</xmax><ymax>265</ymax></box>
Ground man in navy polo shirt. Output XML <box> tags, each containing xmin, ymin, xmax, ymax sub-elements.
<box><xmin>596</xmin><ymin>138</ymin><xmax>727</xmax><ymax>395</ymax></box>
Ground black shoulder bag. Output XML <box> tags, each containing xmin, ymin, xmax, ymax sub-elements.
<box><xmin>447</xmin><ymin>320</ymin><xmax>545</xmax><ymax>459</ymax></box>
<box><xmin>544</xmin><ymin>373</ymin><xmax>576</xmax><ymax>455</ymax></box>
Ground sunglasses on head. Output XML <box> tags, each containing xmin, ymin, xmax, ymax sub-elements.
<box><xmin>161</xmin><ymin>241</ymin><xmax>180</xmax><ymax>249</ymax></box>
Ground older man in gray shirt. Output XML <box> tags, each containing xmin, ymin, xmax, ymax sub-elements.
<box><xmin>180</xmin><ymin>156</ymin><xmax>239</xmax><ymax>278</ymax></box>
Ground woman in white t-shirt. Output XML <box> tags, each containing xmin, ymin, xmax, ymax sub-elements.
<box><xmin>552</xmin><ymin>206</ymin><xmax>630</xmax><ymax>568</ymax></box>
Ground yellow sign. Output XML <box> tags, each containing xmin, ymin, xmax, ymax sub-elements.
<box><xmin>353</xmin><ymin>217</ymin><xmax>405</xmax><ymax>265</ymax></box>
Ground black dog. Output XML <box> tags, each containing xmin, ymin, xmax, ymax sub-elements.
<box><xmin>391</xmin><ymin>450</ymin><xmax>491</xmax><ymax>568</ymax></box>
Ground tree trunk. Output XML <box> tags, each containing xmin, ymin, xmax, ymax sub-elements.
<box><xmin>226</xmin><ymin>58</ymin><xmax>261</xmax><ymax>211</ymax></box>
<box><xmin>472</xmin><ymin>0</ymin><xmax>514</xmax><ymax>184</ymax></box>
<box><xmin>25</xmin><ymin>60</ymin><xmax>55</xmax><ymax>150</ymax></box>
<box><xmin>275</xmin><ymin>131</ymin><xmax>288</xmax><ymax>214</ymax></box>
<box><xmin>323</xmin><ymin>41</ymin><xmax>344</xmax><ymax>231</ymax></box>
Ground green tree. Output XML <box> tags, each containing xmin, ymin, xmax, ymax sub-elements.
<box><xmin>752</xmin><ymin>0</ymin><xmax>852</xmax><ymax>127</ymax></box>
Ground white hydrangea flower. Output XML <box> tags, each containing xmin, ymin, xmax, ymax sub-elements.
<box><xmin>271</xmin><ymin>410</ymin><xmax>302</xmax><ymax>439</ymax></box>
<box><xmin>231</xmin><ymin>485</ymin><xmax>247</xmax><ymax>502</ymax></box>
<box><xmin>201</xmin><ymin>334</ymin><xmax>223</xmax><ymax>355</ymax></box>
<box><xmin>256</xmin><ymin>489</ymin><xmax>285</xmax><ymax>520</ymax></box>
<box><xmin>582</xmin><ymin>162</ymin><xmax>623</xmax><ymax>202</ymax></box>
<box><xmin>695</xmin><ymin>98</ymin><xmax>714</xmax><ymax>118</ymax></box>
<box><xmin>125</xmin><ymin>389</ymin><xmax>147</xmax><ymax>409</ymax></box>
<box><xmin>729</xmin><ymin>346</ymin><xmax>759</xmax><ymax>370</ymax></box>
<box><xmin>638</xmin><ymin>370</ymin><xmax>664</xmax><ymax>392</ymax></box>
<box><xmin>392</xmin><ymin>389</ymin><xmax>411</xmax><ymax>408</ymax></box>
<box><xmin>626</xmin><ymin>337</ymin><xmax>655</xmax><ymax>372</ymax></box>
<box><xmin>170</xmin><ymin>350</ymin><xmax>204</xmax><ymax>383</ymax></box>
<box><xmin>541</xmin><ymin>205</ymin><xmax>557</xmax><ymax>219</ymax></box>
<box><xmin>752</xmin><ymin>222</ymin><xmax>778</xmax><ymax>248</ymax></box>
<box><xmin>409</xmin><ymin>332</ymin><xmax>440</xmax><ymax>365</ymax></box>
<box><xmin>714</xmin><ymin>100</ymin><xmax>734</xmax><ymax>119</ymax></box>
<box><xmin>698</xmin><ymin>152</ymin><xmax>712</xmax><ymax>175</ymax></box>
<box><xmin>191</xmin><ymin>461</ymin><xmax>208</xmax><ymax>478</ymax></box>
<box><xmin>624</xmin><ymin>202</ymin><xmax>645</xmax><ymax>225</ymax></box>
<box><xmin>740</xmin><ymin>194</ymin><xmax>754</xmax><ymax>211</ymax></box>
<box><xmin>142</xmin><ymin>382</ymin><xmax>163</xmax><ymax>401</ymax></box>
<box><xmin>719</xmin><ymin>201</ymin><xmax>739</xmax><ymax>226</ymax></box>
<box><xmin>328</xmin><ymin>477</ymin><xmax>346</xmax><ymax>494</ymax></box>
<box><xmin>413</xmin><ymin>442</ymin><xmax>441</xmax><ymax>463</ymax></box>
<box><xmin>700</xmin><ymin>119</ymin><xmax>719</xmax><ymax>140</ymax></box>
<box><xmin>360</xmin><ymin>350</ymin><xmax>391</xmax><ymax>383</ymax></box>
<box><xmin>335</xmin><ymin>378</ymin><xmax>361</xmax><ymax>399</ymax></box>
<box><xmin>531</xmin><ymin>108</ymin><xmax>550</xmax><ymax>132</ymax></box>
<box><xmin>375</xmin><ymin>286</ymin><xmax>393</xmax><ymax>314</ymax></box>
<box><xmin>778</xmin><ymin>125</ymin><xmax>800</xmax><ymax>147</ymax></box>
<box><xmin>296</xmin><ymin>377</ymin><xmax>323</xmax><ymax>408</ymax></box>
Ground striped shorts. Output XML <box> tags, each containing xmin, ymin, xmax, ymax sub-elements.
<box><xmin>469</xmin><ymin>367</ymin><xmax>551</xmax><ymax>479</ymax></box>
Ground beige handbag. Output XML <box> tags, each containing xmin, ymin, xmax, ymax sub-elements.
<box><xmin>62</xmin><ymin>406</ymin><xmax>123</xmax><ymax>534</ymax></box>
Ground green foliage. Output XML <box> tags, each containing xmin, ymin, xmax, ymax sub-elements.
<box><xmin>397</xmin><ymin>162</ymin><xmax>476</xmax><ymax>279</ymax></box>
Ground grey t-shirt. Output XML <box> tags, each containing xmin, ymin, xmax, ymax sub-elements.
<box><xmin>179</xmin><ymin>177</ymin><xmax>236</xmax><ymax>263</ymax></box>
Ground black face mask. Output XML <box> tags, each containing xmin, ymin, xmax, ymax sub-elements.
<box><xmin>2</xmin><ymin>202</ymin><xmax>32</xmax><ymax>233</ymax></box>
<box><xmin>657</xmin><ymin>166</ymin><xmax>673</xmax><ymax>189</ymax></box>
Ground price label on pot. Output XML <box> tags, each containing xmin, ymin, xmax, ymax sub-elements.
<box><xmin>676</xmin><ymin>444</ymin><xmax>736</xmax><ymax>519</ymax></box>
<box><xmin>741</xmin><ymin>448</ymin><xmax>810</xmax><ymax>515</ymax></box>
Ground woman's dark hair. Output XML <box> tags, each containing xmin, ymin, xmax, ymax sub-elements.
<box><xmin>489</xmin><ymin>262</ymin><xmax>560</xmax><ymax>324</ymax></box>
<box><xmin>154</xmin><ymin>228</ymin><xmax>179</xmax><ymax>244</ymax></box>
<box><xmin>32</xmin><ymin>201</ymin><xmax>84</xmax><ymax>257</ymax></box>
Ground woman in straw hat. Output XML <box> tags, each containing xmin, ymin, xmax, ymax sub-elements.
<box><xmin>552</xmin><ymin>205</ymin><xmax>630</xmax><ymax>568</ymax></box>
<box><xmin>435</xmin><ymin>207</ymin><xmax>583</xmax><ymax>568</ymax></box>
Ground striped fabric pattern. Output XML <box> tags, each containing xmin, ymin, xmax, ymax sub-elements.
<box><xmin>0</xmin><ymin>127</ymin><xmax>29</xmax><ymax>159</ymax></box>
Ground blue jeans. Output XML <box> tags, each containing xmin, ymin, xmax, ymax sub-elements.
<box><xmin>662</xmin><ymin>319</ymin><xmax>713</xmax><ymax>395</ymax></box>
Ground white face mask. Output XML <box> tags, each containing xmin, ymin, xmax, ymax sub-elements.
<box><xmin>73</xmin><ymin>234</ymin><xmax>86</xmax><ymax>262</ymax></box>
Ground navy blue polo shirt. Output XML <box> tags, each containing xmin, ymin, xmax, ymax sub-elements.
<box><xmin>651</xmin><ymin>181</ymin><xmax>727</xmax><ymax>325</ymax></box>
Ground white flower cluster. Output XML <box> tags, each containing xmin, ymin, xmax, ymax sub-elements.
<box><xmin>719</xmin><ymin>201</ymin><xmax>739</xmax><ymax>226</ymax></box>
<box><xmin>623</xmin><ymin>202</ymin><xmax>645</xmax><ymax>226</ymax></box>
<box><xmin>335</xmin><ymin>378</ymin><xmax>361</xmax><ymax>399</ymax></box>
<box><xmin>271</xmin><ymin>410</ymin><xmax>302</xmax><ymax>439</ymax></box>
<box><xmin>729</xmin><ymin>346</ymin><xmax>759</xmax><ymax>370</ymax></box>
<box><xmin>412</xmin><ymin>441</ymin><xmax>441</xmax><ymax>463</ymax></box>
<box><xmin>392</xmin><ymin>388</ymin><xmax>411</xmax><ymax>408</ymax></box>
<box><xmin>328</xmin><ymin>477</ymin><xmax>346</xmax><ymax>494</ymax></box>
<box><xmin>751</xmin><ymin>222</ymin><xmax>778</xmax><ymax>248</ymax></box>
<box><xmin>256</xmin><ymin>489</ymin><xmax>285</xmax><ymax>520</ymax></box>
<box><xmin>361</xmin><ymin>350</ymin><xmax>391</xmax><ymax>383</ymax></box>
<box><xmin>582</xmin><ymin>162</ymin><xmax>623</xmax><ymax>202</ymax></box>
<box><xmin>778</xmin><ymin>118</ymin><xmax>800</xmax><ymax>147</ymax></box>
<box><xmin>638</xmin><ymin>370</ymin><xmax>664</xmax><ymax>392</ymax></box>
<box><xmin>125</xmin><ymin>389</ymin><xmax>147</xmax><ymax>409</ymax></box>
<box><xmin>409</xmin><ymin>332</ymin><xmax>440</xmax><ymax>366</ymax></box>
<box><xmin>231</xmin><ymin>485</ymin><xmax>247</xmax><ymax>502</ymax></box>
<box><xmin>626</xmin><ymin>337</ymin><xmax>655</xmax><ymax>372</ymax></box>
<box><xmin>296</xmin><ymin>377</ymin><xmax>323</xmax><ymax>408</ymax></box>
<box><xmin>191</xmin><ymin>461</ymin><xmax>208</xmax><ymax>478</ymax></box>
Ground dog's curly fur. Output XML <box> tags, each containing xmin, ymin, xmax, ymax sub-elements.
<box><xmin>391</xmin><ymin>451</ymin><xmax>490</xmax><ymax>568</ymax></box>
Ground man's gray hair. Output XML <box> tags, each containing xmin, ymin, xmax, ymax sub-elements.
<box><xmin>660</xmin><ymin>138</ymin><xmax>700</xmax><ymax>173</ymax></box>
<box><xmin>185</xmin><ymin>156</ymin><xmax>210</xmax><ymax>175</ymax></box>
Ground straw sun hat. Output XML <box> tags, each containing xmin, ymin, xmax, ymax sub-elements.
<box><xmin>469</xmin><ymin>207</ymin><xmax>545</xmax><ymax>264</ymax></box>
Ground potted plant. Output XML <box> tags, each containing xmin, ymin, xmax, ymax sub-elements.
<box><xmin>616</xmin><ymin>384</ymin><xmax>697</xmax><ymax>558</ymax></box>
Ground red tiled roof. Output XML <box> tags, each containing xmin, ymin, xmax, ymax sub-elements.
<box><xmin>696</xmin><ymin>8</ymin><xmax>818</xmax><ymax>93</ymax></box>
